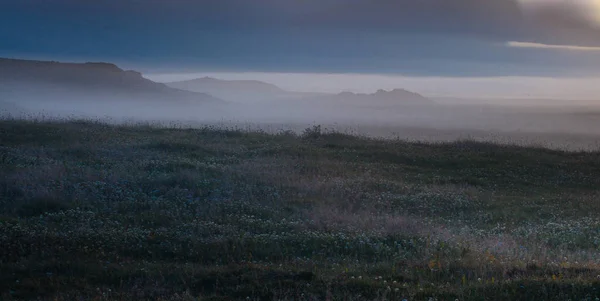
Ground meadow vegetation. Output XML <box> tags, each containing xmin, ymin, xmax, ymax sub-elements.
<box><xmin>1</xmin><ymin>119</ymin><xmax>600</xmax><ymax>300</ymax></box>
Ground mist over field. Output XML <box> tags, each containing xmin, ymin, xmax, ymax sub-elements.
<box><xmin>1</xmin><ymin>57</ymin><xmax>599</xmax><ymax>151</ymax></box>
<box><xmin>3</xmin><ymin>1</ymin><xmax>600</xmax><ymax>300</ymax></box>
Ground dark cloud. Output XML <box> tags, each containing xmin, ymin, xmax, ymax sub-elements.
<box><xmin>89</xmin><ymin>0</ymin><xmax>597</xmax><ymax>44</ymax></box>
<box><xmin>1</xmin><ymin>0</ymin><xmax>600</xmax><ymax>76</ymax></box>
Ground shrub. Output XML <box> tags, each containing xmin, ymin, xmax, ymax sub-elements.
<box><xmin>301</xmin><ymin>125</ymin><xmax>322</xmax><ymax>140</ymax></box>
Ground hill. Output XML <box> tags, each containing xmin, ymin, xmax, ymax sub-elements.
<box><xmin>167</xmin><ymin>76</ymin><xmax>285</xmax><ymax>94</ymax></box>
<box><xmin>1</xmin><ymin>119</ymin><xmax>599</xmax><ymax>300</ymax></box>
<box><xmin>0</xmin><ymin>58</ymin><xmax>222</xmax><ymax>106</ymax></box>
<box><xmin>167</xmin><ymin>77</ymin><xmax>322</xmax><ymax>103</ymax></box>
<box><xmin>300</xmin><ymin>88</ymin><xmax>434</xmax><ymax>108</ymax></box>
<box><xmin>166</xmin><ymin>77</ymin><xmax>432</xmax><ymax>107</ymax></box>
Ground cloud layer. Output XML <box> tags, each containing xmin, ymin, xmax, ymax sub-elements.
<box><xmin>507</xmin><ymin>41</ymin><xmax>600</xmax><ymax>51</ymax></box>
<box><xmin>1</xmin><ymin>0</ymin><xmax>600</xmax><ymax>76</ymax></box>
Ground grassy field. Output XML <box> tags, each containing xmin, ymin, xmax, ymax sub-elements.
<box><xmin>1</xmin><ymin>119</ymin><xmax>600</xmax><ymax>300</ymax></box>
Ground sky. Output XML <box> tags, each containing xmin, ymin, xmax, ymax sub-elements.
<box><xmin>2</xmin><ymin>0</ymin><xmax>600</xmax><ymax>98</ymax></box>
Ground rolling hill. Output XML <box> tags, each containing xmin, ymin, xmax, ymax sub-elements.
<box><xmin>167</xmin><ymin>77</ymin><xmax>433</xmax><ymax>107</ymax></box>
<box><xmin>301</xmin><ymin>88</ymin><xmax>435</xmax><ymax>107</ymax></box>
<box><xmin>0</xmin><ymin>58</ymin><xmax>222</xmax><ymax>106</ymax></box>
<box><xmin>167</xmin><ymin>77</ymin><xmax>323</xmax><ymax>103</ymax></box>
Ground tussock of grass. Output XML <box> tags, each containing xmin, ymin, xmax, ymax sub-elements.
<box><xmin>1</xmin><ymin>119</ymin><xmax>600</xmax><ymax>300</ymax></box>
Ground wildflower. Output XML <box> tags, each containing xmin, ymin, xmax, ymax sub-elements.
<box><xmin>477</xmin><ymin>278</ymin><xmax>482</xmax><ymax>282</ymax></box>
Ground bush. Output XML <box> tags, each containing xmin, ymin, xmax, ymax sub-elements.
<box><xmin>301</xmin><ymin>125</ymin><xmax>322</xmax><ymax>140</ymax></box>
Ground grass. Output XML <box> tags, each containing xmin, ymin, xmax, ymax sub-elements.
<box><xmin>1</xmin><ymin>119</ymin><xmax>600</xmax><ymax>300</ymax></box>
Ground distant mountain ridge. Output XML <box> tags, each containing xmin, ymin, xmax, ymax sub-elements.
<box><xmin>301</xmin><ymin>88</ymin><xmax>434</xmax><ymax>107</ymax></box>
<box><xmin>167</xmin><ymin>77</ymin><xmax>431</xmax><ymax>106</ymax></box>
<box><xmin>337</xmin><ymin>89</ymin><xmax>432</xmax><ymax>104</ymax></box>
<box><xmin>167</xmin><ymin>77</ymin><xmax>322</xmax><ymax>103</ymax></box>
<box><xmin>0</xmin><ymin>58</ymin><xmax>222</xmax><ymax>104</ymax></box>
<box><xmin>168</xmin><ymin>77</ymin><xmax>285</xmax><ymax>93</ymax></box>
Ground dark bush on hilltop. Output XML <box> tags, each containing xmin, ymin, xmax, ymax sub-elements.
<box><xmin>301</xmin><ymin>124</ymin><xmax>322</xmax><ymax>139</ymax></box>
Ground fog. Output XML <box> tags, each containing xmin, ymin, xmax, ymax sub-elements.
<box><xmin>3</xmin><ymin>83</ymin><xmax>600</xmax><ymax>152</ymax></box>
<box><xmin>146</xmin><ymin>72</ymin><xmax>600</xmax><ymax>102</ymax></box>
<box><xmin>1</xmin><ymin>58</ymin><xmax>599</xmax><ymax>151</ymax></box>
